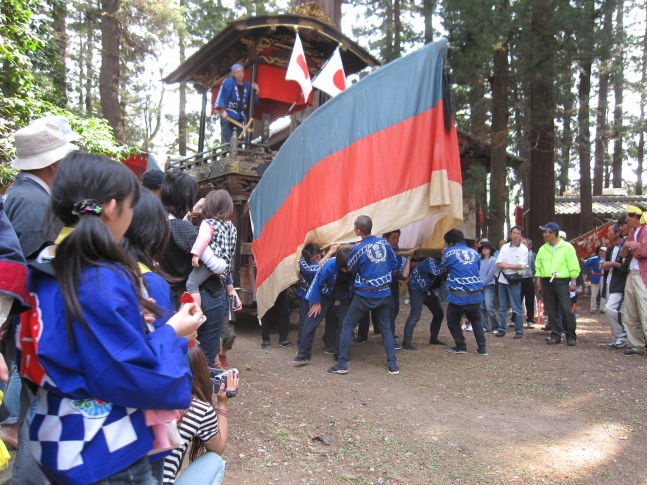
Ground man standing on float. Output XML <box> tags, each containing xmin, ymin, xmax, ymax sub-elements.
<box><xmin>215</xmin><ymin>63</ymin><xmax>260</xmax><ymax>143</ymax></box>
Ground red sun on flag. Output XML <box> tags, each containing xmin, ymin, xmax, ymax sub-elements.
<box><xmin>333</xmin><ymin>69</ymin><xmax>345</xmax><ymax>91</ymax></box>
<box><xmin>297</xmin><ymin>54</ymin><xmax>309</xmax><ymax>79</ymax></box>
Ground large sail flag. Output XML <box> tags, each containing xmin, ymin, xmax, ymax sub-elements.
<box><xmin>249</xmin><ymin>39</ymin><xmax>463</xmax><ymax>317</ymax></box>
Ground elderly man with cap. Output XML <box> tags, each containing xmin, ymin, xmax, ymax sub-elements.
<box><xmin>215</xmin><ymin>63</ymin><xmax>260</xmax><ymax>143</ymax></box>
<box><xmin>620</xmin><ymin>203</ymin><xmax>647</xmax><ymax>356</ymax></box>
<box><xmin>4</xmin><ymin>120</ymin><xmax>78</xmax><ymax>484</ymax></box>
<box><xmin>535</xmin><ymin>222</ymin><xmax>580</xmax><ymax>346</ymax></box>
<box><xmin>141</xmin><ymin>169</ymin><xmax>165</xmax><ymax>197</ymax></box>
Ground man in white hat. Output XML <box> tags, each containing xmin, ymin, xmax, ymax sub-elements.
<box><xmin>4</xmin><ymin>121</ymin><xmax>78</xmax><ymax>258</ymax></box>
<box><xmin>2</xmin><ymin>121</ymin><xmax>77</xmax><ymax>473</ymax></box>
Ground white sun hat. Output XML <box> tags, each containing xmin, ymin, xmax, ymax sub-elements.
<box><xmin>12</xmin><ymin>122</ymin><xmax>79</xmax><ymax>170</ymax></box>
<box><xmin>29</xmin><ymin>115</ymin><xmax>81</xmax><ymax>142</ymax></box>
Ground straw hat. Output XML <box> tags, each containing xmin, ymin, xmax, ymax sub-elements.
<box><xmin>12</xmin><ymin>122</ymin><xmax>78</xmax><ymax>170</ymax></box>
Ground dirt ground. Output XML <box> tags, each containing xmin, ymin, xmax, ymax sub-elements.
<box><xmin>2</xmin><ymin>294</ymin><xmax>646</xmax><ymax>484</ymax></box>
<box><xmin>222</xmin><ymin>295</ymin><xmax>647</xmax><ymax>485</ymax></box>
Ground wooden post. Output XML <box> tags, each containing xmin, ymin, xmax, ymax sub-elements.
<box><xmin>246</xmin><ymin>60</ymin><xmax>258</xmax><ymax>144</ymax></box>
<box><xmin>198</xmin><ymin>88</ymin><xmax>208</xmax><ymax>153</ymax></box>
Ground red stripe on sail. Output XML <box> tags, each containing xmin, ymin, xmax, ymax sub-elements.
<box><xmin>253</xmin><ymin>102</ymin><xmax>459</xmax><ymax>287</ymax></box>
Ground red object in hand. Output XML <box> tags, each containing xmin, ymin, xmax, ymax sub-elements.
<box><xmin>180</xmin><ymin>292</ymin><xmax>195</xmax><ymax>304</ymax></box>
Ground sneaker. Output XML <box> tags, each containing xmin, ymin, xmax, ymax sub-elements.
<box><xmin>429</xmin><ymin>337</ymin><xmax>447</xmax><ymax>345</ymax></box>
<box><xmin>447</xmin><ymin>347</ymin><xmax>467</xmax><ymax>354</ymax></box>
<box><xmin>394</xmin><ymin>342</ymin><xmax>403</xmax><ymax>350</ymax></box>
<box><xmin>624</xmin><ymin>348</ymin><xmax>646</xmax><ymax>356</ymax></box>
<box><xmin>494</xmin><ymin>330</ymin><xmax>506</xmax><ymax>337</ymax></box>
<box><xmin>261</xmin><ymin>340</ymin><xmax>271</xmax><ymax>350</ymax></box>
<box><xmin>589</xmin><ymin>310</ymin><xmax>597</xmax><ymax>314</ymax></box>
<box><xmin>514</xmin><ymin>332</ymin><xmax>523</xmax><ymax>339</ymax></box>
<box><xmin>483</xmin><ymin>328</ymin><xmax>490</xmax><ymax>332</ymax></box>
<box><xmin>327</xmin><ymin>362</ymin><xmax>348</xmax><ymax>374</ymax></box>
<box><xmin>461</xmin><ymin>324</ymin><xmax>467</xmax><ymax>331</ymax></box>
<box><xmin>291</xmin><ymin>356</ymin><xmax>310</xmax><ymax>367</ymax></box>
<box><xmin>541</xmin><ymin>325</ymin><xmax>550</xmax><ymax>331</ymax></box>
<box><xmin>352</xmin><ymin>337</ymin><xmax>367</xmax><ymax>344</ymax></box>
<box><xmin>475</xmin><ymin>347</ymin><xmax>488</xmax><ymax>356</ymax></box>
<box><xmin>394</xmin><ymin>335</ymin><xmax>401</xmax><ymax>342</ymax></box>
<box><xmin>606</xmin><ymin>338</ymin><xmax>627</xmax><ymax>348</ymax></box>
<box><xmin>567</xmin><ymin>337</ymin><xmax>577</xmax><ymax>346</ymax></box>
<box><xmin>546</xmin><ymin>338</ymin><xmax>561</xmax><ymax>345</ymax></box>
<box><xmin>387</xmin><ymin>365</ymin><xmax>400</xmax><ymax>375</ymax></box>
<box><xmin>526</xmin><ymin>322</ymin><xmax>536</xmax><ymax>329</ymax></box>
<box><xmin>466</xmin><ymin>325</ymin><xmax>473</xmax><ymax>332</ymax></box>
<box><xmin>324</xmin><ymin>349</ymin><xmax>335</xmax><ymax>354</ymax></box>
<box><xmin>278</xmin><ymin>340</ymin><xmax>295</xmax><ymax>348</ymax></box>
<box><xmin>402</xmin><ymin>342</ymin><xmax>417</xmax><ymax>350</ymax></box>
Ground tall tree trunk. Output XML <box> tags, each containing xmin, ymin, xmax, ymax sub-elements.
<box><xmin>179</xmin><ymin>0</ymin><xmax>188</xmax><ymax>156</ymax></box>
<box><xmin>528</xmin><ymin>0</ymin><xmax>556</xmax><ymax>247</ymax></box>
<box><xmin>384</xmin><ymin>0</ymin><xmax>394</xmax><ymax>62</ymax></box>
<box><xmin>593</xmin><ymin>0</ymin><xmax>614</xmax><ymax>195</ymax></box>
<box><xmin>52</xmin><ymin>2</ymin><xmax>68</xmax><ymax>103</ymax></box>
<box><xmin>99</xmin><ymin>0</ymin><xmax>126</xmax><ymax>144</ymax></box>
<box><xmin>559</xmin><ymin>98</ymin><xmax>573</xmax><ymax>196</ymax></box>
<box><xmin>638</xmin><ymin>1</ymin><xmax>647</xmax><ymax>195</ymax></box>
<box><xmin>78</xmin><ymin>37</ymin><xmax>85</xmax><ymax>111</ymax></box>
<box><xmin>578</xmin><ymin>59</ymin><xmax>593</xmax><ymax>235</ymax></box>
<box><xmin>489</xmin><ymin>0</ymin><xmax>510</xmax><ymax>244</ymax></box>
<box><xmin>611</xmin><ymin>0</ymin><xmax>624</xmax><ymax>188</ymax></box>
<box><xmin>423</xmin><ymin>0</ymin><xmax>435</xmax><ymax>44</ymax></box>
<box><xmin>394</xmin><ymin>0</ymin><xmax>402</xmax><ymax>58</ymax></box>
<box><xmin>86</xmin><ymin>25</ymin><xmax>94</xmax><ymax>115</ymax></box>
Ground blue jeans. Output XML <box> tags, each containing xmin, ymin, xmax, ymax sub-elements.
<box><xmin>480</xmin><ymin>285</ymin><xmax>499</xmax><ymax>332</ymax></box>
<box><xmin>175</xmin><ymin>452</ymin><xmax>225</xmax><ymax>485</ymax></box>
<box><xmin>337</xmin><ymin>295</ymin><xmax>396</xmax><ymax>367</ymax></box>
<box><xmin>498</xmin><ymin>282</ymin><xmax>524</xmax><ymax>333</ymax></box>
<box><xmin>297</xmin><ymin>296</ymin><xmax>348</xmax><ymax>359</ymax></box>
<box><xmin>403</xmin><ymin>288</ymin><xmax>444</xmax><ymax>344</ymax></box>
<box><xmin>198</xmin><ymin>289</ymin><xmax>227</xmax><ymax>367</ymax></box>
<box><xmin>1</xmin><ymin>362</ymin><xmax>20</xmax><ymax>425</ymax></box>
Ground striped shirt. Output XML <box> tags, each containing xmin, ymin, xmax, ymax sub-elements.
<box><xmin>163</xmin><ymin>398</ymin><xmax>219</xmax><ymax>484</ymax></box>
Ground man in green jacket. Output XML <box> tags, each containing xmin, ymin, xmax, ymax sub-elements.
<box><xmin>535</xmin><ymin>222</ymin><xmax>581</xmax><ymax>346</ymax></box>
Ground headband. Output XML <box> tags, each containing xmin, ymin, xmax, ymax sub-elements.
<box><xmin>627</xmin><ymin>205</ymin><xmax>647</xmax><ymax>224</ymax></box>
<box><xmin>72</xmin><ymin>199</ymin><xmax>102</xmax><ymax>217</ymax></box>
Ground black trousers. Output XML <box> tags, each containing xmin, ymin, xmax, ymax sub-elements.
<box><xmin>446</xmin><ymin>302</ymin><xmax>486</xmax><ymax>351</ymax></box>
<box><xmin>520</xmin><ymin>277</ymin><xmax>536</xmax><ymax>322</ymax></box>
<box><xmin>541</xmin><ymin>278</ymin><xmax>576</xmax><ymax>341</ymax></box>
<box><xmin>260</xmin><ymin>289</ymin><xmax>291</xmax><ymax>341</ymax></box>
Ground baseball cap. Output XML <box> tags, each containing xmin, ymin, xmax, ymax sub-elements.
<box><xmin>141</xmin><ymin>169</ymin><xmax>165</xmax><ymax>189</ymax></box>
<box><xmin>539</xmin><ymin>222</ymin><xmax>559</xmax><ymax>234</ymax></box>
<box><xmin>600</xmin><ymin>246</ymin><xmax>607</xmax><ymax>252</ymax></box>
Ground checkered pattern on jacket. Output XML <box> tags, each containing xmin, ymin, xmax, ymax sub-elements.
<box><xmin>204</xmin><ymin>219</ymin><xmax>237</xmax><ymax>273</ymax></box>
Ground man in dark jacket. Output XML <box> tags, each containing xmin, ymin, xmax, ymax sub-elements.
<box><xmin>601</xmin><ymin>216</ymin><xmax>631</xmax><ymax>348</ymax></box>
<box><xmin>4</xmin><ymin>119</ymin><xmax>77</xmax><ymax>485</ymax></box>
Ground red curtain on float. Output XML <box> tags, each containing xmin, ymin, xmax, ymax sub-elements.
<box><xmin>210</xmin><ymin>64</ymin><xmax>313</xmax><ymax>122</ymax></box>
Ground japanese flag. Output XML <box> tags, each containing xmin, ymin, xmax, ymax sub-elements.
<box><xmin>312</xmin><ymin>47</ymin><xmax>347</xmax><ymax>97</ymax></box>
<box><xmin>285</xmin><ymin>33</ymin><xmax>312</xmax><ymax>101</ymax></box>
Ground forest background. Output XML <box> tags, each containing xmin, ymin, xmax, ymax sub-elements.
<box><xmin>1</xmin><ymin>0</ymin><xmax>646</xmax><ymax>246</ymax></box>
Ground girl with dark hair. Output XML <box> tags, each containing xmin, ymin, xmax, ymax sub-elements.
<box><xmin>19</xmin><ymin>153</ymin><xmax>202</xmax><ymax>485</ymax></box>
<box><xmin>163</xmin><ymin>346</ymin><xmax>238</xmax><ymax>484</ymax></box>
<box><xmin>187</xmin><ymin>190</ymin><xmax>237</xmax><ymax>310</ymax></box>
<box><xmin>159</xmin><ymin>174</ymin><xmax>241</xmax><ymax>369</ymax></box>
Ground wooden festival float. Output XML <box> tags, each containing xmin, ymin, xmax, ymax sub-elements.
<box><xmin>163</xmin><ymin>4</ymin><xmax>379</xmax><ymax>306</ymax></box>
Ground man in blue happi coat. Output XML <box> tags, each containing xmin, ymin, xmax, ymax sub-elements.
<box><xmin>329</xmin><ymin>216</ymin><xmax>400</xmax><ymax>375</ymax></box>
<box><xmin>440</xmin><ymin>229</ymin><xmax>488</xmax><ymax>356</ymax></box>
<box><xmin>215</xmin><ymin>63</ymin><xmax>260</xmax><ymax>143</ymax></box>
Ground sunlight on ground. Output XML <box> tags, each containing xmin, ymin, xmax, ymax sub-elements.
<box><xmin>516</xmin><ymin>422</ymin><xmax>628</xmax><ymax>477</ymax></box>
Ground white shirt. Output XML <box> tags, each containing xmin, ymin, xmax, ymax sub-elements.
<box><xmin>496</xmin><ymin>242</ymin><xmax>528</xmax><ymax>285</ymax></box>
<box><xmin>630</xmin><ymin>227</ymin><xmax>641</xmax><ymax>271</ymax></box>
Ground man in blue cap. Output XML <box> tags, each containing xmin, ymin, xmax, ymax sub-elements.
<box><xmin>215</xmin><ymin>63</ymin><xmax>260</xmax><ymax>143</ymax></box>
